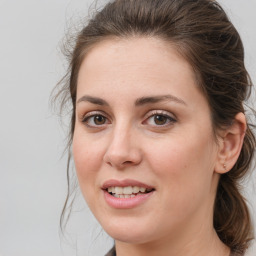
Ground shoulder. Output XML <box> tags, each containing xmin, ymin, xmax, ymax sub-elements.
<box><xmin>105</xmin><ymin>246</ymin><xmax>116</xmax><ymax>256</ymax></box>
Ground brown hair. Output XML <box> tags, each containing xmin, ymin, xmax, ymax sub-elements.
<box><xmin>55</xmin><ymin>0</ymin><xmax>256</xmax><ymax>252</ymax></box>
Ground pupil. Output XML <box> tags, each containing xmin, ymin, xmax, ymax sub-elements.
<box><xmin>154</xmin><ymin>115</ymin><xmax>167</xmax><ymax>125</ymax></box>
<box><xmin>94</xmin><ymin>115</ymin><xmax>105</xmax><ymax>125</ymax></box>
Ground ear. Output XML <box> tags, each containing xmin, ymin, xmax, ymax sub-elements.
<box><xmin>214</xmin><ymin>113</ymin><xmax>247</xmax><ymax>174</ymax></box>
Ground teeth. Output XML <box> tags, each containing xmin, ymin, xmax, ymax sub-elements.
<box><xmin>140</xmin><ymin>187</ymin><xmax>146</xmax><ymax>193</ymax></box>
<box><xmin>133</xmin><ymin>186</ymin><xmax>140</xmax><ymax>193</ymax></box>
<box><xmin>123</xmin><ymin>186</ymin><xmax>133</xmax><ymax>194</ymax></box>
<box><xmin>113</xmin><ymin>194</ymin><xmax>137</xmax><ymax>198</ymax></box>
<box><xmin>115</xmin><ymin>187</ymin><xmax>123</xmax><ymax>194</ymax></box>
<box><xmin>107</xmin><ymin>186</ymin><xmax>152</xmax><ymax>195</ymax></box>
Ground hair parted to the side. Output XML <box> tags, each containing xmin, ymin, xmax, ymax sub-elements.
<box><xmin>54</xmin><ymin>0</ymin><xmax>256</xmax><ymax>252</ymax></box>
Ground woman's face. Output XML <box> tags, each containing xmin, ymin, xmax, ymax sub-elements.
<box><xmin>73</xmin><ymin>37</ymin><xmax>220</xmax><ymax>244</ymax></box>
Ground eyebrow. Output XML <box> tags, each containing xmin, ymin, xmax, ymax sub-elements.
<box><xmin>135</xmin><ymin>95</ymin><xmax>187</xmax><ymax>106</ymax></box>
<box><xmin>77</xmin><ymin>95</ymin><xmax>109</xmax><ymax>106</ymax></box>
<box><xmin>76</xmin><ymin>94</ymin><xmax>187</xmax><ymax>106</ymax></box>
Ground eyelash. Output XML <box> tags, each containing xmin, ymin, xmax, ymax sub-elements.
<box><xmin>82</xmin><ymin>111</ymin><xmax>110</xmax><ymax>128</ymax></box>
<box><xmin>143</xmin><ymin>110</ymin><xmax>177</xmax><ymax>127</ymax></box>
<box><xmin>81</xmin><ymin>110</ymin><xmax>176</xmax><ymax>128</ymax></box>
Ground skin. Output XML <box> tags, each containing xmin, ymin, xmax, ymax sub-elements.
<box><xmin>73</xmin><ymin>37</ymin><xmax>245</xmax><ymax>256</ymax></box>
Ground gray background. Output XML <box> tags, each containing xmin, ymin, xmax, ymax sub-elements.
<box><xmin>0</xmin><ymin>0</ymin><xmax>255</xmax><ymax>255</ymax></box>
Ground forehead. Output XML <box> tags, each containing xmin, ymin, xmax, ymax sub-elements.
<box><xmin>76</xmin><ymin>37</ymin><xmax>203</xmax><ymax>105</ymax></box>
<box><xmin>78</xmin><ymin>37</ymin><xmax>193</xmax><ymax>77</ymax></box>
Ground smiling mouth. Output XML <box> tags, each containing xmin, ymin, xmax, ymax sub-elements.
<box><xmin>102</xmin><ymin>180</ymin><xmax>155</xmax><ymax>208</ymax></box>
<box><xmin>106</xmin><ymin>186</ymin><xmax>154</xmax><ymax>198</ymax></box>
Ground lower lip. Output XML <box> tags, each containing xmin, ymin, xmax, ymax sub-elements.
<box><xmin>103</xmin><ymin>190</ymin><xmax>154</xmax><ymax>209</ymax></box>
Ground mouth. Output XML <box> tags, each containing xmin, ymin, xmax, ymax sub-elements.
<box><xmin>105</xmin><ymin>186</ymin><xmax>154</xmax><ymax>198</ymax></box>
<box><xmin>101</xmin><ymin>179</ymin><xmax>155</xmax><ymax>209</ymax></box>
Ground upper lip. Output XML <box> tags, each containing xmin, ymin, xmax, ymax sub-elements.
<box><xmin>101</xmin><ymin>179</ymin><xmax>155</xmax><ymax>190</ymax></box>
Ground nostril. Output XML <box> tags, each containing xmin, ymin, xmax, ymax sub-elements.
<box><xmin>123</xmin><ymin>160</ymin><xmax>133</xmax><ymax>165</ymax></box>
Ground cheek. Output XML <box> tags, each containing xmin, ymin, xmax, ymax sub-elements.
<box><xmin>145</xmin><ymin>131</ymin><xmax>217</xmax><ymax>202</ymax></box>
<box><xmin>72</xmin><ymin>130</ymin><xmax>105</xmax><ymax>193</ymax></box>
<box><xmin>72</xmin><ymin>133</ymin><xmax>106</xmax><ymax>211</ymax></box>
<box><xmin>73</xmin><ymin>128</ymin><xmax>102</xmax><ymax>171</ymax></box>
<box><xmin>73</xmin><ymin>140</ymin><xmax>92</xmax><ymax>179</ymax></box>
<box><xmin>146</xmin><ymin>135</ymin><xmax>206</xmax><ymax>175</ymax></box>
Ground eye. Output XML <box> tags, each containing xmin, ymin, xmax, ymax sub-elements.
<box><xmin>144</xmin><ymin>111</ymin><xmax>176</xmax><ymax>127</ymax></box>
<box><xmin>82</xmin><ymin>112</ymin><xmax>109</xmax><ymax>127</ymax></box>
<box><xmin>151</xmin><ymin>115</ymin><xmax>169</xmax><ymax>125</ymax></box>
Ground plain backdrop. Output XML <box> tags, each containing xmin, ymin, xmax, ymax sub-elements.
<box><xmin>0</xmin><ymin>0</ymin><xmax>255</xmax><ymax>255</ymax></box>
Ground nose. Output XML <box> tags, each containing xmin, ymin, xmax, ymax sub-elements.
<box><xmin>103</xmin><ymin>126</ymin><xmax>142</xmax><ymax>170</ymax></box>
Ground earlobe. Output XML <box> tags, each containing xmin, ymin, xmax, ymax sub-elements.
<box><xmin>215</xmin><ymin>112</ymin><xmax>247</xmax><ymax>174</ymax></box>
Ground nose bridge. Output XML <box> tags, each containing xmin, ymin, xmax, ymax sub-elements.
<box><xmin>112</xmin><ymin>121</ymin><xmax>130</xmax><ymax>147</ymax></box>
<box><xmin>103</xmin><ymin>120</ymin><xmax>141</xmax><ymax>168</ymax></box>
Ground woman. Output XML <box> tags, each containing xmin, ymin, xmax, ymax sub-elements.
<box><xmin>56</xmin><ymin>0</ymin><xmax>256</xmax><ymax>255</ymax></box>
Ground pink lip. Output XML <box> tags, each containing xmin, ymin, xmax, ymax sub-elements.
<box><xmin>101</xmin><ymin>179</ymin><xmax>154</xmax><ymax>189</ymax></box>
<box><xmin>103</xmin><ymin>190</ymin><xmax>154</xmax><ymax>209</ymax></box>
<box><xmin>102</xmin><ymin>179</ymin><xmax>155</xmax><ymax>209</ymax></box>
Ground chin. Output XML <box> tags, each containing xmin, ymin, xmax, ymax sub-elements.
<box><xmin>107</xmin><ymin>229</ymin><xmax>151</xmax><ymax>244</ymax></box>
<box><xmin>99</xmin><ymin>216</ymin><xmax>159</xmax><ymax>244</ymax></box>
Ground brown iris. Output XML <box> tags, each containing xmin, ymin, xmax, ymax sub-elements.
<box><xmin>94</xmin><ymin>115</ymin><xmax>106</xmax><ymax>125</ymax></box>
<box><xmin>154</xmin><ymin>115</ymin><xmax>168</xmax><ymax>125</ymax></box>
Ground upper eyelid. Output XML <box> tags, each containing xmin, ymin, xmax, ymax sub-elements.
<box><xmin>79</xmin><ymin>109</ymin><xmax>177</xmax><ymax>123</ymax></box>
<box><xmin>81</xmin><ymin>110</ymin><xmax>110</xmax><ymax>121</ymax></box>
<box><xmin>144</xmin><ymin>109</ymin><xmax>177</xmax><ymax>120</ymax></box>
